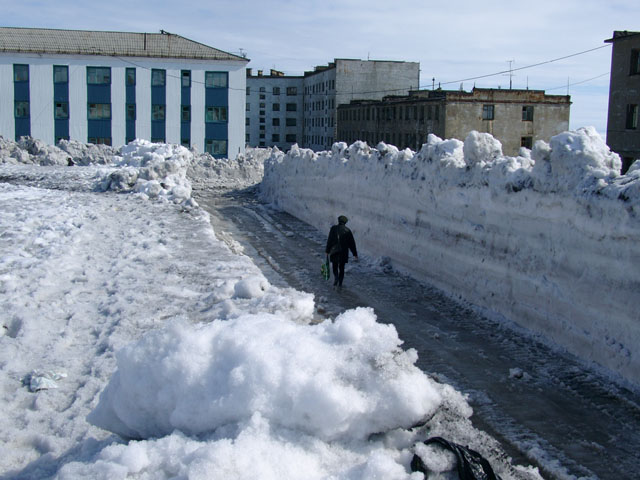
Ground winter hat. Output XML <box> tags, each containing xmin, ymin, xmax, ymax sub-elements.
<box><xmin>338</xmin><ymin>215</ymin><xmax>348</xmax><ymax>224</ymax></box>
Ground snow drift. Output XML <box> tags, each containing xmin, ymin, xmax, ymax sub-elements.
<box><xmin>260</xmin><ymin>127</ymin><xmax>640</xmax><ymax>387</ymax></box>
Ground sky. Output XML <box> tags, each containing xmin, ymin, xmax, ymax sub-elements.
<box><xmin>3</xmin><ymin>0</ymin><xmax>639</xmax><ymax>138</ymax></box>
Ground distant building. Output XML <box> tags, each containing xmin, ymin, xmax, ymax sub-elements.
<box><xmin>245</xmin><ymin>69</ymin><xmax>304</xmax><ymax>150</ymax></box>
<box><xmin>337</xmin><ymin>88</ymin><xmax>571</xmax><ymax>155</ymax></box>
<box><xmin>246</xmin><ymin>59</ymin><xmax>420</xmax><ymax>151</ymax></box>
<box><xmin>605</xmin><ymin>30</ymin><xmax>640</xmax><ymax>173</ymax></box>
<box><xmin>0</xmin><ymin>27</ymin><xmax>248</xmax><ymax>157</ymax></box>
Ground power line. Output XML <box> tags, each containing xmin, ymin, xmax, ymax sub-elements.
<box><xmin>544</xmin><ymin>72</ymin><xmax>610</xmax><ymax>92</ymax></box>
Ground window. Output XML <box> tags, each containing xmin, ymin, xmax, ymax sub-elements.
<box><xmin>54</xmin><ymin>65</ymin><xmax>68</xmax><ymax>84</ymax></box>
<box><xmin>205</xmin><ymin>139</ymin><xmax>228</xmax><ymax>155</ymax></box>
<box><xmin>87</xmin><ymin>67</ymin><xmax>111</xmax><ymax>84</ymax></box>
<box><xmin>88</xmin><ymin>137</ymin><xmax>112</xmax><ymax>146</ymax></box>
<box><xmin>182</xmin><ymin>105</ymin><xmax>191</xmax><ymax>122</ymax></box>
<box><xmin>151</xmin><ymin>69</ymin><xmax>166</xmax><ymax>87</ymax></box>
<box><xmin>286</xmin><ymin>117</ymin><xmax>297</xmax><ymax>126</ymax></box>
<box><xmin>286</xmin><ymin>134</ymin><xmax>297</xmax><ymax>142</ymax></box>
<box><xmin>287</xmin><ymin>87</ymin><xmax>297</xmax><ymax>96</ymax></box>
<box><xmin>522</xmin><ymin>106</ymin><xmax>534</xmax><ymax>121</ymax></box>
<box><xmin>273</xmin><ymin>87</ymin><xmax>280</xmax><ymax>95</ymax></box>
<box><xmin>272</xmin><ymin>118</ymin><xmax>280</xmax><ymax>126</ymax></box>
<box><xmin>273</xmin><ymin>103</ymin><xmax>280</xmax><ymax>111</ymax></box>
<box><xmin>631</xmin><ymin>50</ymin><xmax>640</xmax><ymax>75</ymax></box>
<box><xmin>126</xmin><ymin>104</ymin><xmax>136</xmax><ymax>121</ymax></box>
<box><xmin>246</xmin><ymin>117</ymin><xmax>250</xmax><ymax>126</ymax></box>
<box><xmin>246</xmin><ymin>103</ymin><xmax>250</xmax><ymax>111</ymax></box>
<box><xmin>88</xmin><ymin>103</ymin><xmax>111</xmax><ymax>119</ymax></box>
<box><xmin>246</xmin><ymin>87</ymin><xmax>251</xmax><ymax>95</ymax></box>
<box><xmin>259</xmin><ymin>102</ymin><xmax>265</xmax><ymax>108</ymax></box>
<box><xmin>55</xmin><ymin>102</ymin><xmax>69</xmax><ymax>119</ymax></box>
<box><xmin>482</xmin><ymin>104</ymin><xmax>495</xmax><ymax>120</ymax></box>
<box><xmin>286</xmin><ymin>103</ymin><xmax>297</xmax><ymax>112</ymax></box>
<box><xmin>205</xmin><ymin>72</ymin><xmax>228</xmax><ymax>88</ymax></box>
<box><xmin>152</xmin><ymin>104</ymin><xmax>165</xmax><ymax>121</ymax></box>
<box><xmin>181</xmin><ymin>70</ymin><xmax>191</xmax><ymax>87</ymax></box>
<box><xmin>205</xmin><ymin>106</ymin><xmax>227</xmax><ymax>122</ymax></box>
<box><xmin>626</xmin><ymin>104</ymin><xmax>638</xmax><ymax>129</ymax></box>
<box><xmin>126</xmin><ymin>68</ymin><xmax>136</xmax><ymax>86</ymax></box>
<box><xmin>246</xmin><ymin>133</ymin><xmax>250</xmax><ymax>142</ymax></box>
<box><xmin>259</xmin><ymin>87</ymin><xmax>266</xmax><ymax>93</ymax></box>
<box><xmin>260</xmin><ymin>125</ymin><xmax>265</xmax><ymax>131</ymax></box>
<box><xmin>13</xmin><ymin>64</ymin><xmax>28</xmax><ymax>82</ymax></box>
<box><xmin>272</xmin><ymin>134</ymin><xmax>280</xmax><ymax>142</ymax></box>
<box><xmin>181</xmin><ymin>139</ymin><xmax>190</xmax><ymax>148</ymax></box>
<box><xmin>14</xmin><ymin>101</ymin><xmax>29</xmax><ymax>118</ymax></box>
<box><xmin>260</xmin><ymin>94</ymin><xmax>266</xmax><ymax>100</ymax></box>
<box><xmin>521</xmin><ymin>136</ymin><xmax>533</xmax><ymax>149</ymax></box>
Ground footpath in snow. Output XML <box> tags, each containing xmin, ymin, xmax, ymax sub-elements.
<box><xmin>0</xmin><ymin>137</ymin><xmax>541</xmax><ymax>479</ymax></box>
<box><xmin>260</xmin><ymin>127</ymin><xmax>640</xmax><ymax>388</ymax></box>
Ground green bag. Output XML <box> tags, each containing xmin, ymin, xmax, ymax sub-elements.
<box><xmin>321</xmin><ymin>255</ymin><xmax>330</xmax><ymax>281</ymax></box>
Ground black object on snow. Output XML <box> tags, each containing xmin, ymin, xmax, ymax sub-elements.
<box><xmin>411</xmin><ymin>437</ymin><xmax>501</xmax><ymax>480</ymax></box>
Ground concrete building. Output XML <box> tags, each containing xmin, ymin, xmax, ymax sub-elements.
<box><xmin>245</xmin><ymin>59</ymin><xmax>420</xmax><ymax>151</ymax></box>
<box><xmin>245</xmin><ymin>69</ymin><xmax>304</xmax><ymax>150</ymax></box>
<box><xmin>337</xmin><ymin>88</ymin><xmax>571</xmax><ymax>155</ymax></box>
<box><xmin>605</xmin><ymin>30</ymin><xmax>640</xmax><ymax>173</ymax></box>
<box><xmin>0</xmin><ymin>27</ymin><xmax>248</xmax><ymax>157</ymax></box>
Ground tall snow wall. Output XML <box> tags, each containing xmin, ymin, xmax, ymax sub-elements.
<box><xmin>260</xmin><ymin>127</ymin><xmax>640</xmax><ymax>387</ymax></box>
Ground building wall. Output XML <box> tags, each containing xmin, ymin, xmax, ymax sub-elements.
<box><xmin>606</xmin><ymin>33</ymin><xmax>640</xmax><ymax>172</ymax></box>
<box><xmin>444</xmin><ymin>90</ymin><xmax>570</xmax><ymax>155</ymax></box>
<box><xmin>337</xmin><ymin>89</ymin><xmax>570</xmax><ymax>155</ymax></box>
<box><xmin>0</xmin><ymin>52</ymin><xmax>246</xmax><ymax>157</ymax></box>
<box><xmin>246</xmin><ymin>74</ymin><xmax>304</xmax><ymax>150</ymax></box>
<box><xmin>303</xmin><ymin>67</ymin><xmax>337</xmax><ymax>151</ymax></box>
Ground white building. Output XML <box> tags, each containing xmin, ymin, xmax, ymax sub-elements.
<box><xmin>246</xmin><ymin>59</ymin><xmax>420</xmax><ymax>152</ymax></box>
<box><xmin>0</xmin><ymin>27</ymin><xmax>248</xmax><ymax>158</ymax></box>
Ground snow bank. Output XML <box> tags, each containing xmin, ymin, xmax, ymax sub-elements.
<box><xmin>88</xmin><ymin>308</ymin><xmax>440</xmax><ymax>440</ymax></box>
<box><xmin>261</xmin><ymin>127</ymin><xmax>640</xmax><ymax>387</ymax></box>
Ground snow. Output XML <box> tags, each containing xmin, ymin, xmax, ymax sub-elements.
<box><xmin>0</xmin><ymin>138</ymin><xmax>540</xmax><ymax>479</ymax></box>
<box><xmin>260</xmin><ymin>127</ymin><xmax>640</xmax><ymax>387</ymax></box>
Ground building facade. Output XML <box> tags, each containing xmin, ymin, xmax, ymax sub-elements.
<box><xmin>337</xmin><ymin>88</ymin><xmax>571</xmax><ymax>155</ymax></box>
<box><xmin>0</xmin><ymin>27</ymin><xmax>248</xmax><ymax>157</ymax></box>
<box><xmin>605</xmin><ymin>30</ymin><xmax>640</xmax><ymax>173</ymax></box>
<box><xmin>246</xmin><ymin>59</ymin><xmax>420</xmax><ymax>152</ymax></box>
<box><xmin>245</xmin><ymin>69</ymin><xmax>304</xmax><ymax>150</ymax></box>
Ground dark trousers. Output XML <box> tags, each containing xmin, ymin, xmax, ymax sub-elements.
<box><xmin>331</xmin><ymin>258</ymin><xmax>346</xmax><ymax>286</ymax></box>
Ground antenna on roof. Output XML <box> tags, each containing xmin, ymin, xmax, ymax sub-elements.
<box><xmin>505</xmin><ymin>59</ymin><xmax>515</xmax><ymax>89</ymax></box>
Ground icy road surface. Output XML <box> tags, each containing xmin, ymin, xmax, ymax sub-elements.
<box><xmin>196</xmin><ymin>186</ymin><xmax>640</xmax><ymax>480</ymax></box>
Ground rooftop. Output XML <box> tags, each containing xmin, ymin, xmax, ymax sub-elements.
<box><xmin>0</xmin><ymin>27</ymin><xmax>248</xmax><ymax>61</ymax></box>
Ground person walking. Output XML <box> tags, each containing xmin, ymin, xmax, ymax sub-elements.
<box><xmin>325</xmin><ymin>215</ymin><xmax>358</xmax><ymax>288</ymax></box>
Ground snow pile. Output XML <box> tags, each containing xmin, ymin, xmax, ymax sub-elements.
<box><xmin>99</xmin><ymin>140</ymin><xmax>195</xmax><ymax>207</ymax></box>
<box><xmin>261</xmin><ymin>127</ymin><xmax>640</xmax><ymax>386</ymax></box>
<box><xmin>188</xmin><ymin>146</ymin><xmax>268</xmax><ymax>190</ymax></box>
<box><xmin>88</xmin><ymin>308</ymin><xmax>440</xmax><ymax>441</ymax></box>
<box><xmin>0</xmin><ymin>136</ymin><xmax>118</xmax><ymax>166</ymax></box>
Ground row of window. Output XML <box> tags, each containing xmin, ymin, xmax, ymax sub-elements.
<box><xmin>305</xmin><ymin>79</ymin><xmax>335</xmax><ymax>95</ymax></box>
<box><xmin>305</xmin><ymin>99</ymin><xmax>335</xmax><ymax>112</ymax></box>
<box><xmin>339</xmin><ymin>104</ymin><xmax>442</xmax><ymax>123</ymax></box>
<box><xmin>247</xmin><ymin>133</ymin><xmax>297</xmax><ymax>143</ymax></box>
<box><xmin>13</xmin><ymin>101</ymin><xmax>227</xmax><ymax>123</ymax></box>
<box><xmin>482</xmin><ymin>105</ymin><xmax>534</xmax><ymax>121</ymax></box>
<box><xmin>247</xmin><ymin>102</ymin><xmax>298</xmax><ymax>112</ymax></box>
<box><xmin>248</xmin><ymin>117</ymin><xmax>297</xmax><ymax>126</ymax></box>
<box><xmin>12</xmin><ymin>64</ymin><xmax>228</xmax><ymax>88</ymax></box>
<box><xmin>247</xmin><ymin>86</ymin><xmax>297</xmax><ymax>96</ymax></box>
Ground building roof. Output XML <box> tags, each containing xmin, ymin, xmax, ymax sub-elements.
<box><xmin>0</xmin><ymin>27</ymin><xmax>248</xmax><ymax>62</ymax></box>
<box><xmin>605</xmin><ymin>30</ymin><xmax>640</xmax><ymax>43</ymax></box>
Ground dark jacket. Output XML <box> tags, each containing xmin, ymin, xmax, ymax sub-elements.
<box><xmin>325</xmin><ymin>223</ymin><xmax>357</xmax><ymax>263</ymax></box>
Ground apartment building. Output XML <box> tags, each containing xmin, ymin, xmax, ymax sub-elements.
<box><xmin>246</xmin><ymin>59</ymin><xmax>420</xmax><ymax>151</ymax></box>
<box><xmin>605</xmin><ymin>30</ymin><xmax>640</xmax><ymax>173</ymax></box>
<box><xmin>337</xmin><ymin>88</ymin><xmax>571</xmax><ymax>155</ymax></box>
<box><xmin>0</xmin><ymin>27</ymin><xmax>248</xmax><ymax>157</ymax></box>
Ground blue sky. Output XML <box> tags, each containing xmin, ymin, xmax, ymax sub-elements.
<box><xmin>3</xmin><ymin>0</ymin><xmax>639</xmax><ymax>137</ymax></box>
